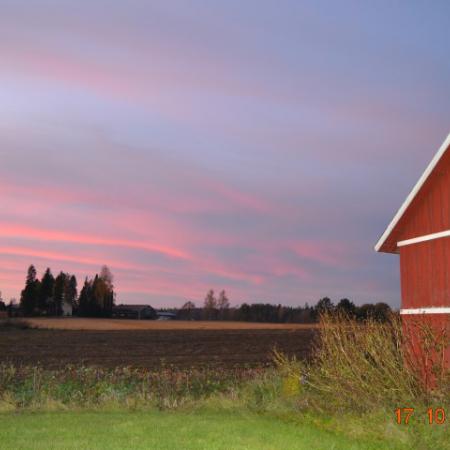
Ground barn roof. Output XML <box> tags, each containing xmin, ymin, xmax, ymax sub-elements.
<box><xmin>114</xmin><ymin>304</ymin><xmax>154</xmax><ymax>311</ymax></box>
<box><xmin>375</xmin><ymin>132</ymin><xmax>450</xmax><ymax>254</ymax></box>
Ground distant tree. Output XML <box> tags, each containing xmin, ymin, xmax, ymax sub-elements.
<box><xmin>65</xmin><ymin>275</ymin><xmax>78</xmax><ymax>313</ymax></box>
<box><xmin>217</xmin><ymin>290</ymin><xmax>230</xmax><ymax>320</ymax></box>
<box><xmin>203</xmin><ymin>289</ymin><xmax>217</xmax><ymax>320</ymax></box>
<box><xmin>315</xmin><ymin>297</ymin><xmax>334</xmax><ymax>317</ymax></box>
<box><xmin>204</xmin><ymin>290</ymin><xmax>216</xmax><ymax>308</ymax></box>
<box><xmin>250</xmin><ymin>303</ymin><xmax>279</xmax><ymax>322</ymax></box>
<box><xmin>372</xmin><ymin>302</ymin><xmax>392</xmax><ymax>322</ymax></box>
<box><xmin>180</xmin><ymin>301</ymin><xmax>195</xmax><ymax>320</ymax></box>
<box><xmin>6</xmin><ymin>298</ymin><xmax>17</xmax><ymax>317</ymax></box>
<box><xmin>53</xmin><ymin>272</ymin><xmax>67</xmax><ymax>316</ymax></box>
<box><xmin>38</xmin><ymin>268</ymin><xmax>55</xmax><ymax>313</ymax></box>
<box><xmin>0</xmin><ymin>291</ymin><xmax>4</xmax><ymax>311</ymax></box>
<box><xmin>77</xmin><ymin>275</ymin><xmax>114</xmax><ymax>317</ymax></box>
<box><xmin>90</xmin><ymin>275</ymin><xmax>103</xmax><ymax>316</ymax></box>
<box><xmin>99</xmin><ymin>266</ymin><xmax>115</xmax><ymax>316</ymax></box>
<box><xmin>356</xmin><ymin>303</ymin><xmax>376</xmax><ymax>321</ymax></box>
<box><xmin>301</xmin><ymin>303</ymin><xmax>315</xmax><ymax>323</ymax></box>
<box><xmin>20</xmin><ymin>265</ymin><xmax>39</xmax><ymax>316</ymax></box>
<box><xmin>182</xmin><ymin>301</ymin><xmax>195</xmax><ymax>310</ymax></box>
<box><xmin>100</xmin><ymin>265</ymin><xmax>114</xmax><ymax>291</ymax></box>
<box><xmin>217</xmin><ymin>290</ymin><xmax>230</xmax><ymax>310</ymax></box>
<box><xmin>336</xmin><ymin>298</ymin><xmax>356</xmax><ymax>317</ymax></box>
<box><xmin>76</xmin><ymin>268</ymin><xmax>115</xmax><ymax>318</ymax></box>
<box><xmin>77</xmin><ymin>278</ymin><xmax>91</xmax><ymax>316</ymax></box>
<box><xmin>238</xmin><ymin>303</ymin><xmax>251</xmax><ymax>321</ymax></box>
<box><xmin>355</xmin><ymin>303</ymin><xmax>392</xmax><ymax>322</ymax></box>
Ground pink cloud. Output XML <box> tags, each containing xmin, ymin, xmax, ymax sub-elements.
<box><xmin>0</xmin><ymin>245</ymin><xmax>140</xmax><ymax>271</ymax></box>
<box><xmin>0</xmin><ymin>222</ymin><xmax>187</xmax><ymax>260</ymax></box>
<box><xmin>290</xmin><ymin>240</ymin><xmax>347</xmax><ymax>266</ymax></box>
<box><xmin>0</xmin><ymin>43</ymin><xmax>136</xmax><ymax>102</ymax></box>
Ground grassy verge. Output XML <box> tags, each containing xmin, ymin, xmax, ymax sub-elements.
<box><xmin>0</xmin><ymin>409</ymin><xmax>414</xmax><ymax>450</ymax></box>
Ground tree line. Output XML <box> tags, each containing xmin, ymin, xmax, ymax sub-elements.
<box><xmin>3</xmin><ymin>264</ymin><xmax>116</xmax><ymax>317</ymax></box>
<box><xmin>171</xmin><ymin>290</ymin><xmax>393</xmax><ymax>323</ymax></box>
<box><xmin>0</xmin><ymin>272</ymin><xmax>393</xmax><ymax>323</ymax></box>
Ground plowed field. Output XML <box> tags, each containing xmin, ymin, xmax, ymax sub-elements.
<box><xmin>0</xmin><ymin>319</ymin><xmax>317</xmax><ymax>369</ymax></box>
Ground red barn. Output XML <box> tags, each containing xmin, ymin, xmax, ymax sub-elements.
<box><xmin>375</xmin><ymin>133</ymin><xmax>450</xmax><ymax>374</ymax></box>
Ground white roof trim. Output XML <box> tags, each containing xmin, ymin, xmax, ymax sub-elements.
<box><xmin>375</xmin><ymin>132</ymin><xmax>450</xmax><ymax>252</ymax></box>
<box><xmin>400</xmin><ymin>307</ymin><xmax>450</xmax><ymax>315</ymax></box>
<box><xmin>397</xmin><ymin>229</ymin><xmax>450</xmax><ymax>248</ymax></box>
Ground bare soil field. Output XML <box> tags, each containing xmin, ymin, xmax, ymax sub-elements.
<box><xmin>0</xmin><ymin>319</ymin><xmax>317</xmax><ymax>369</ymax></box>
<box><xmin>26</xmin><ymin>318</ymin><xmax>318</xmax><ymax>331</ymax></box>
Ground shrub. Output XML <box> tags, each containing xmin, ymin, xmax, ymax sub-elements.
<box><xmin>274</xmin><ymin>313</ymin><xmax>450</xmax><ymax>413</ymax></box>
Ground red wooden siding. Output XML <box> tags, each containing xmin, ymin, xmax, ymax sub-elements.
<box><xmin>377</xmin><ymin>136</ymin><xmax>450</xmax><ymax>375</ymax></box>
<box><xmin>400</xmin><ymin>237</ymin><xmax>450</xmax><ymax>309</ymax></box>
<box><xmin>399</xmin><ymin>152</ymin><xmax>450</xmax><ymax>241</ymax></box>
<box><xmin>381</xmin><ymin>147</ymin><xmax>450</xmax><ymax>251</ymax></box>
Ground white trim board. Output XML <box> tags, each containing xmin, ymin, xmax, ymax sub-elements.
<box><xmin>375</xmin><ymin>132</ymin><xmax>450</xmax><ymax>252</ymax></box>
<box><xmin>400</xmin><ymin>307</ymin><xmax>450</xmax><ymax>315</ymax></box>
<box><xmin>397</xmin><ymin>230</ymin><xmax>450</xmax><ymax>247</ymax></box>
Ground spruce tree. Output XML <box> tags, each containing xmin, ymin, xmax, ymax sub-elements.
<box><xmin>91</xmin><ymin>275</ymin><xmax>105</xmax><ymax>317</ymax></box>
<box><xmin>65</xmin><ymin>275</ymin><xmax>78</xmax><ymax>313</ymax></box>
<box><xmin>78</xmin><ymin>278</ymin><xmax>91</xmax><ymax>316</ymax></box>
<box><xmin>38</xmin><ymin>268</ymin><xmax>54</xmax><ymax>314</ymax></box>
<box><xmin>20</xmin><ymin>265</ymin><xmax>39</xmax><ymax>316</ymax></box>
<box><xmin>99</xmin><ymin>266</ymin><xmax>115</xmax><ymax>316</ymax></box>
<box><xmin>53</xmin><ymin>272</ymin><xmax>67</xmax><ymax>316</ymax></box>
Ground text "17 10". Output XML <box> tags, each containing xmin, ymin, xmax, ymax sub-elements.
<box><xmin>395</xmin><ymin>408</ymin><xmax>446</xmax><ymax>425</ymax></box>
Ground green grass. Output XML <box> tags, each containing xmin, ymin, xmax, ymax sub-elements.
<box><xmin>0</xmin><ymin>410</ymin><xmax>410</xmax><ymax>450</ymax></box>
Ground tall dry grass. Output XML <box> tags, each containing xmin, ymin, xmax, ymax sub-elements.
<box><xmin>274</xmin><ymin>312</ymin><xmax>450</xmax><ymax>413</ymax></box>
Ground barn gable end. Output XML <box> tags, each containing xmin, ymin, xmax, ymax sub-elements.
<box><xmin>375</xmin><ymin>131</ymin><xmax>450</xmax><ymax>376</ymax></box>
<box><xmin>375</xmin><ymin>133</ymin><xmax>450</xmax><ymax>254</ymax></box>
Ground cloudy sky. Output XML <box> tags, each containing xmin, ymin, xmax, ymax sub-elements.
<box><xmin>0</xmin><ymin>1</ymin><xmax>449</xmax><ymax>307</ymax></box>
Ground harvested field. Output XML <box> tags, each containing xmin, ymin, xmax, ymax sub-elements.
<box><xmin>0</xmin><ymin>321</ymin><xmax>317</xmax><ymax>369</ymax></box>
<box><xmin>26</xmin><ymin>318</ymin><xmax>318</xmax><ymax>331</ymax></box>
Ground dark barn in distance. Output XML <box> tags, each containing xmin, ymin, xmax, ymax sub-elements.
<box><xmin>156</xmin><ymin>311</ymin><xmax>177</xmax><ymax>320</ymax></box>
<box><xmin>112</xmin><ymin>304</ymin><xmax>156</xmax><ymax>320</ymax></box>
<box><xmin>375</xmin><ymin>133</ymin><xmax>450</xmax><ymax>369</ymax></box>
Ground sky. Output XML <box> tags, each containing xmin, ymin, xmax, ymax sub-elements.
<box><xmin>0</xmin><ymin>1</ymin><xmax>449</xmax><ymax>308</ymax></box>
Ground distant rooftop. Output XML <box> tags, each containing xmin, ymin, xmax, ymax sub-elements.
<box><xmin>114</xmin><ymin>304</ymin><xmax>154</xmax><ymax>311</ymax></box>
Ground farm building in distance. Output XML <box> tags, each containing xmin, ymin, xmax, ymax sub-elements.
<box><xmin>156</xmin><ymin>311</ymin><xmax>177</xmax><ymax>320</ymax></box>
<box><xmin>375</xmin><ymin>132</ymin><xmax>450</xmax><ymax>366</ymax></box>
<box><xmin>62</xmin><ymin>300</ymin><xmax>72</xmax><ymax>316</ymax></box>
<box><xmin>112</xmin><ymin>304</ymin><xmax>156</xmax><ymax>320</ymax></box>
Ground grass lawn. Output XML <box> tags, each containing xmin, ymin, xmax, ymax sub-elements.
<box><xmin>0</xmin><ymin>410</ymin><xmax>415</xmax><ymax>450</ymax></box>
